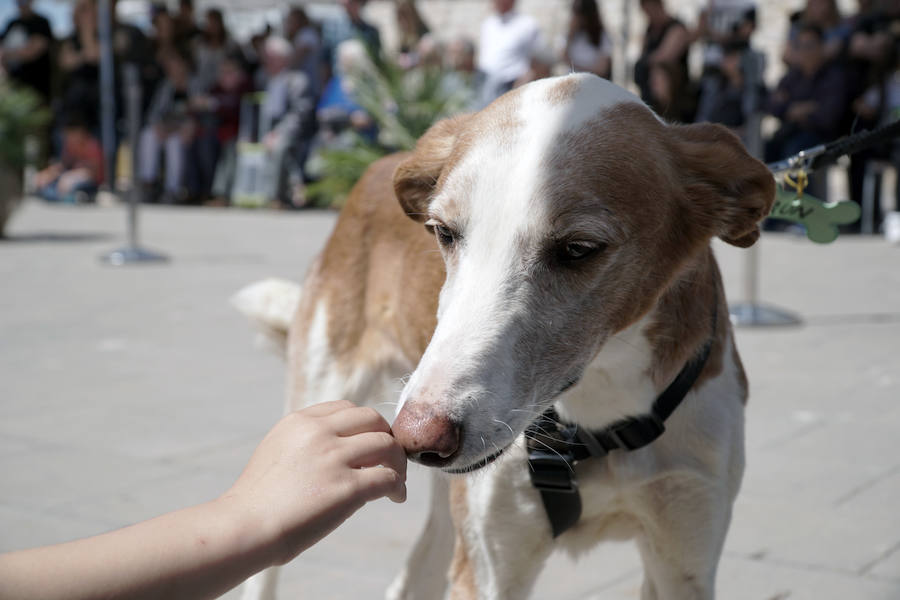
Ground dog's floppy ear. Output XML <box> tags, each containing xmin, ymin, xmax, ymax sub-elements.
<box><xmin>670</xmin><ymin>122</ymin><xmax>775</xmax><ymax>248</ymax></box>
<box><xmin>394</xmin><ymin>115</ymin><xmax>470</xmax><ymax>222</ymax></box>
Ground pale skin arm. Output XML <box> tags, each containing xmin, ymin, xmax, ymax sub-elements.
<box><xmin>2</xmin><ymin>35</ymin><xmax>49</xmax><ymax>64</ymax></box>
<box><xmin>0</xmin><ymin>400</ymin><xmax>407</xmax><ymax>600</ymax></box>
<box><xmin>649</xmin><ymin>22</ymin><xmax>690</xmax><ymax>66</ymax></box>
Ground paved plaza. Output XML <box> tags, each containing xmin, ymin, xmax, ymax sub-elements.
<box><xmin>1</xmin><ymin>199</ymin><xmax>899</xmax><ymax>599</ymax></box>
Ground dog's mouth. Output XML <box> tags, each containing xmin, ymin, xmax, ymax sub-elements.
<box><xmin>443</xmin><ymin>446</ymin><xmax>509</xmax><ymax>474</ymax></box>
<box><xmin>441</xmin><ymin>377</ymin><xmax>582</xmax><ymax>475</ymax></box>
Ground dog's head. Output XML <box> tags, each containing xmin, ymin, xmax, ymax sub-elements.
<box><xmin>391</xmin><ymin>74</ymin><xmax>773</xmax><ymax>473</ymax></box>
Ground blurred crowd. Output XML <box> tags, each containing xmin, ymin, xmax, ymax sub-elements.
<box><xmin>1</xmin><ymin>0</ymin><xmax>898</xmax><ymax>227</ymax></box>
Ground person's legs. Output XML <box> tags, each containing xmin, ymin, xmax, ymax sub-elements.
<box><xmin>138</xmin><ymin>126</ymin><xmax>162</xmax><ymax>184</ymax></box>
<box><xmin>38</xmin><ymin>179</ymin><xmax>62</xmax><ymax>203</ymax></box>
<box><xmin>260</xmin><ymin>140</ymin><xmax>289</xmax><ymax>204</ymax></box>
<box><xmin>63</xmin><ymin>181</ymin><xmax>99</xmax><ymax>204</ymax></box>
<box><xmin>163</xmin><ymin>134</ymin><xmax>187</xmax><ymax>195</ymax></box>
<box><xmin>211</xmin><ymin>142</ymin><xmax>236</xmax><ymax>200</ymax></box>
<box><xmin>191</xmin><ymin>131</ymin><xmax>220</xmax><ymax>198</ymax></box>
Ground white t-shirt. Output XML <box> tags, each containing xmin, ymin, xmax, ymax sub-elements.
<box><xmin>477</xmin><ymin>10</ymin><xmax>540</xmax><ymax>84</ymax></box>
<box><xmin>567</xmin><ymin>31</ymin><xmax>612</xmax><ymax>74</ymax></box>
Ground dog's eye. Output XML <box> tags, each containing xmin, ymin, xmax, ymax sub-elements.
<box><xmin>435</xmin><ymin>225</ymin><xmax>455</xmax><ymax>246</ymax></box>
<box><xmin>426</xmin><ymin>219</ymin><xmax>457</xmax><ymax>248</ymax></box>
<box><xmin>558</xmin><ymin>240</ymin><xmax>605</xmax><ymax>262</ymax></box>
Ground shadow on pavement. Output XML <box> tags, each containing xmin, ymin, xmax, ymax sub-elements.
<box><xmin>0</xmin><ymin>231</ymin><xmax>113</xmax><ymax>244</ymax></box>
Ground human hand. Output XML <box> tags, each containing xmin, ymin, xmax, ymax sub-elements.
<box><xmin>349</xmin><ymin>110</ymin><xmax>372</xmax><ymax>131</ymax></box>
<box><xmin>852</xmin><ymin>95</ymin><xmax>878</xmax><ymax>120</ymax></box>
<box><xmin>262</xmin><ymin>131</ymin><xmax>280</xmax><ymax>152</ymax></box>
<box><xmin>219</xmin><ymin>401</ymin><xmax>407</xmax><ymax>566</ymax></box>
<box><xmin>189</xmin><ymin>95</ymin><xmax>213</xmax><ymax>111</ymax></box>
<box><xmin>0</xmin><ymin>401</ymin><xmax>406</xmax><ymax>600</ymax></box>
<box><xmin>34</xmin><ymin>164</ymin><xmax>63</xmax><ymax>189</ymax></box>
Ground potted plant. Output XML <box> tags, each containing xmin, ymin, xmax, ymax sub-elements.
<box><xmin>305</xmin><ymin>40</ymin><xmax>471</xmax><ymax>208</ymax></box>
<box><xmin>0</xmin><ymin>79</ymin><xmax>50</xmax><ymax>237</ymax></box>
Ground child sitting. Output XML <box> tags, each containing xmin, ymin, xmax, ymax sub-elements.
<box><xmin>34</xmin><ymin>113</ymin><xmax>104</xmax><ymax>204</ymax></box>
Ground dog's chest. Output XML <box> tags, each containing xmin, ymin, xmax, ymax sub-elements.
<box><xmin>554</xmin><ymin>316</ymin><xmax>658</xmax><ymax>430</ymax></box>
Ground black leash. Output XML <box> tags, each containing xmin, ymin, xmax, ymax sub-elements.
<box><xmin>526</xmin><ymin>305</ymin><xmax>717</xmax><ymax>538</ymax></box>
<box><xmin>767</xmin><ymin>119</ymin><xmax>900</xmax><ymax>175</ymax></box>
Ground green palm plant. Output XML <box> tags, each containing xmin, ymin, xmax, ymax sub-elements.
<box><xmin>305</xmin><ymin>42</ymin><xmax>472</xmax><ymax>208</ymax></box>
<box><xmin>0</xmin><ymin>80</ymin><xmax>51</xmax><ymax>236</ymax></box>
<box><xmin>0</xmin><ymin>80</ymin><xmax>50</xmax><ymax>169</ymax></box>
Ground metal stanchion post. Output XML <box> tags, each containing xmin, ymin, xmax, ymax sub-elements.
<box><xmin>96</xmin><ymin>0</ymin><xmax>116</xmax><ymax>192</ymax></box>
<box><xmin>728</xmin><ymin>49</ymin><xmax>800</xmax><ymax>327</ymax></box>
<box><xmin>100</xmin><ymin>64</ymin><xmax>168</xmax><ymax>265</ymax></box>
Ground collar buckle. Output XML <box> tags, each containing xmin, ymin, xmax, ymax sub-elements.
<box><xmin>527</xmin><ymin>447</ymin><xmax>584</xmax><ymax>537</ymax></box>
<box><xmin>527</xmin><ymin>449</ymin><xmax>578</xmax><ymax>493</ymax></box>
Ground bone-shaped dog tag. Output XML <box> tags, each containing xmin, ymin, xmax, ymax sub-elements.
<box><xmin>768</xmin><ymin>169</ymin><xmax>860</xmax><ymax>243</ymax></box>
<box><xmin>770</xmin><ymin>190</ymin><xmax>861</xmax><ymax>243</ymax></box>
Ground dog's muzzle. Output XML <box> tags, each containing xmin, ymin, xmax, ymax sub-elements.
<box><xmin>440</xmin><ymin>377</ymin><xmax>583</xmax><ymax>474</ymax></box>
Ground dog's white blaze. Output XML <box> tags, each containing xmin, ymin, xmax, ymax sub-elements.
<box><xmin>521</xmin><ymin>73</ymin><xmax>642</xmax><ymax>135</ymax></box>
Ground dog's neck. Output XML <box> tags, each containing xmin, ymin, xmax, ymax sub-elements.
<box><xmin>554</xmin><ymin>251</ymin><xmax>721</xmax><ymax>430</ymax></box>
<box><xmin>554</xmin><ymin>313</ymin><xmax>659</xmax><ymax>430</ymax></box>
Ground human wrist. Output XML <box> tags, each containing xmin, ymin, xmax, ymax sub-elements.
<box><xmin>210</xmin><ymin>493</ymin><xmax>283</xmax><ymax>571</ymax></box>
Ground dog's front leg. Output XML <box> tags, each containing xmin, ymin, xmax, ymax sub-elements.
<box><xmin>239</xmin><ymin>567</ymin><xmax>279</xmax><ymax>600</ymax></box>
<box><xmin>447</xmin><ymin>450</ymin><xmax>554</xmax><ymax>600</ymax></box>
<box><xmin>385</xmin><ymin>472</ymin><xmax>455</xmax><ymax>600</ymax></box>
<box><xmin>634</xmin><ymin>474</ymin><xmax>735</xmax><ymax>600</ymax></box>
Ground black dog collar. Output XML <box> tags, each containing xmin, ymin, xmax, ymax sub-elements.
<box><xmin>526</xmin><ymin>311</ymin><xmax>717</xmax><ymax>538</ymax></box>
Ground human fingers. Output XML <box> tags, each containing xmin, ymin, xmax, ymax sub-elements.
<box><xmin>299</xmin><ymin>399</ymin><xmax>357</xmax><ymax>418</ymax></box>
<box><xmin>327</xmin><ymin>405</ymin><xmax>391</xmax><ymax>437</ymax></box>
<box><xmin>353</xmin><ymin>464</ymin><xmax>407</xmax><ymax>504</ymax></box>
<box><xmin>343</xmin><ymin>431</ymin><xmax>408</xmax><ymax>478</ymax></box>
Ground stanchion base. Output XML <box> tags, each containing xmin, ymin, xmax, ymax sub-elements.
<box><xmin>729</xmin><ymin>302</ymin><xmax>802</xmax><ymax>327</ymax></box>
<box><xmin>100</xmin><ymin>246</ymin><xmax>169</xmax><ymax>266</ymax></box>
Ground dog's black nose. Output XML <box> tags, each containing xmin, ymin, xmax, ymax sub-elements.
<box><xmin>392</xmin><ymin>401</ymin><xmax>460</xmax><ymax>467</ymax></box>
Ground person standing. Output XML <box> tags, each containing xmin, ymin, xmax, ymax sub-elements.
<box><xmin>395</xmin><ymin>0</ymin><xmax>430</xmax><ymax>69</ymax></box>
<box><xmin>194</xmin><ymin>8</ymin><xmax>239</xmax><ymax>93</ymax></box>
<box><xmin>0</xmin><ymin>0</ymin><xmax>53</xmax><ymax>102</ymax></box>
<box><xmin>174</xmin><ymin>0</ymin><xmax>202</xmax><ymax>48</ymax></box>
<box><xmin>138</xmin><ymin>50</ymin><xmax>204</xmax><ymax>203</ymax></box>
<box><xmin>477</xmin><ymin>0</ymin><xmax>540</xmax><ymax>107</ymax></box>
<box><xmin>284</xmin><ymin>6</ymin><xmax>324</xmax><ymax>98</ymax></box>
<box><xmin>634</xmin><ymin>0</ymin><xmax>692</xmax><ymax>108</ymax></box>
<box><xmin>341</xmin><ymin>0</ymin><xmax>381</xmax><ymax>55</ymax></box>
<box><xmin>259</xmin><ymin>36</ymin><xmax>316</xmax><ymax>206</ymax></box>
<box><xmin>765</xmin><ymin>23</ymin><xmax>848</xmax><ymax>206</ymax></box>
<box><xmin>58</xmin><ymin>0</ymin><xmax>101</xmax><ymax>130</ymax></box>
<box><xmin>563</xmin><ymin>0</ymin><xmax>612</xmax><ymax>79</ymax></box>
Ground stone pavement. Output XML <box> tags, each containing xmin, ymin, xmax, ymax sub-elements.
<box><xmin>1</xmin><ymin>199</ymin><xmax>899</xmax><ymax>599</ymax></box>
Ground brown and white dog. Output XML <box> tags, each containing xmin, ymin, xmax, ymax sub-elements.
<box><xmin>236</xmin><ymin>73</ymin><xmax>774</xmax><ymax>600</ymax></box>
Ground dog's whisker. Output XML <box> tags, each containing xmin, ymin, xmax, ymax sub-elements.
<box><xmin>493</xmin><ymin>418</ymin><xmax>515</xmax><ymax>436</ymax></box>
<box><xmin>523</xmin><ymin>435</ymin><xmax>576</xmax><ymax>474</ymax></box>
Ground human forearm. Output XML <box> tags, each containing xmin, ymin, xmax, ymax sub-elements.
<box><xmin>10</xmin><ymin>37</ymin><xmax>49</xmax><ymax>63</ymax></box>
<box><xmin>0</xmin><ymin>497</ymin><xmax>275</xmax><ymax>600</ymax></box>
<box><xmin>649</xmin><ymin>25</ymin><xmax>689</xmax><ymax>65</ymax></box>
<box><xmin>0</xmin><ymin>402</ymin><xmax>406</xmax><ymax>600</ymax></box>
